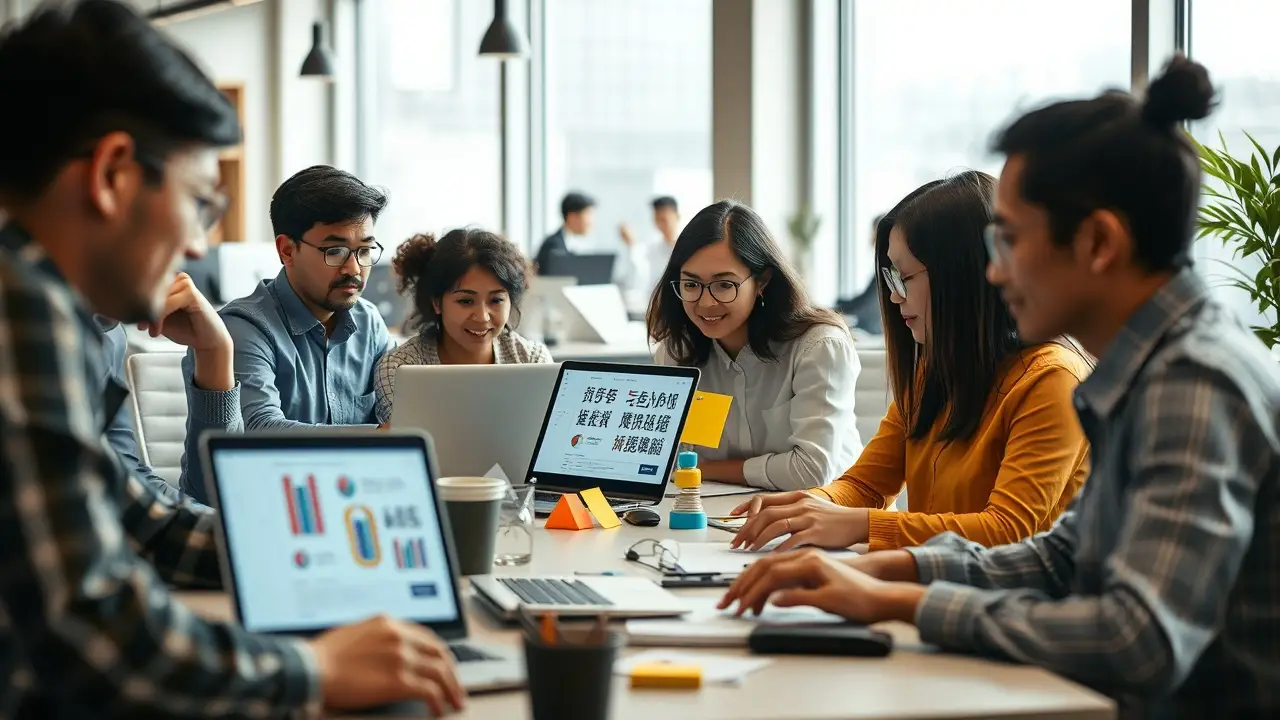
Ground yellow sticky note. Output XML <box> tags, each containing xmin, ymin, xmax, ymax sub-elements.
<box><xmin>680</xmin><ymin>391</ymin><xmax>733</xmax><ymax>448</ymax></box>
<box><xmin>579</xmin><ymin>487</ymin><xmax>621</xmax><ymax>529</ymax></box>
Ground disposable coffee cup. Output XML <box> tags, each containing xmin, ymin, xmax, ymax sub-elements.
<box><xmin>437</xmin><ymin>476</ymin><xmax>508</xmax><ymax>575</ymax></box>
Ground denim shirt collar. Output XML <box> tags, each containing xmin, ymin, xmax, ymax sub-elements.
<box><xmin>1076</xmin><ymin>268</ymin><xmax>1210</xmax><ymax>419</ymax></box>
<box><xmin>268</xmin><ymin>267</ymin><xmax>358</xmax><ymax>344</ymax></box>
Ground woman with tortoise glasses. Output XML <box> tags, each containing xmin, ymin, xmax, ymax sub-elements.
<box><xmin>730</xmin><ymin>170</ymin><xmax>1093</xmax><ymax>555</ymax></box>
<box><xmin>646</xmin><ymin>199</ymin><xmax>860</xmax><ymax>492</ymax></box>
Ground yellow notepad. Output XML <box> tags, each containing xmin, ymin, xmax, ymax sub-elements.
<box><xmin>629</xmin><ymin>663</ymin><xmax>703</xmax><ymax>689</ymax></box>
<box><xmin>579</xmin><ymin>487</ymin><xmax>621</xmax><ymax>529</ymax></box>
<box><xmin>680</xmin><ymin>391</ymin><xmax>733</xmax><ymax>448</ymax></box>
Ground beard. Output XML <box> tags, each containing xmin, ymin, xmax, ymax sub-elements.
<box><xmin>315</xmin><ymin>273</ymin><xmax>364</xmax><ymax>312</ymax></box>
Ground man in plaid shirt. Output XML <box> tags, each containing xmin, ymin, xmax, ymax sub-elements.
<box><xmin>0</xmin><ymin>1</ymin><xmax>464</xmax><ymax>717</ymax></box>
<box><xmin>722</xmin><ymin>57</ymin><xmax>1279</xmax><ymax>719</ymax></box>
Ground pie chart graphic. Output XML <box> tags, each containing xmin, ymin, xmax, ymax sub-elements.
<box><xmin>293</xmin><ymin>550</ymin><xmax>309</xmax><ymax>569</ymax></box>
<box><xmin>337</xmin><ymin>476</ymin><xmax>356</xmax><ymax>497</ymax></box>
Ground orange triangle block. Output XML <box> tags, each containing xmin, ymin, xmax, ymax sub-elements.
<box><xmin>545</xmin><ymin>493</ymin><xmax>594</xmax><ymax>530</ymax></box>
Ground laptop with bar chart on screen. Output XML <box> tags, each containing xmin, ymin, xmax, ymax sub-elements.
<box><xmin>200</xmin><ymin>430</ymin><xmax>524</xmax><ymax>693</ymax></box>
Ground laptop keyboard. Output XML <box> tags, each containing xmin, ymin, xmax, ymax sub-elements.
<box><xmin>498</xmin><ymin>578</ymin><xmax>614</xmax><ymax>606</ymax></box>
<box><xmin>450</xmin><ymin>644</ymin><xmax>498</xmax><ymax>663</ymax></box>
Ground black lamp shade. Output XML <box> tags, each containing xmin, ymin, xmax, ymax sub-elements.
<box><xmin>300</xmin><ymin>21</ymin><xmax>335</xmax><ymax>79</ymax></box>
<box><xmin>478</xmin><ymin>0</ymin><xmax>528</xmax><ymax>58</ymax></box>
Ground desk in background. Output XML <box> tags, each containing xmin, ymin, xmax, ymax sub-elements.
<box><xmin>178</xmin><ymin>494</ymin><xmax>1115</xmax><ymax>720</ymax></box>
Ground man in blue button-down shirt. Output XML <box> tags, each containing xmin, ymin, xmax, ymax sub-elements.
<box><xmin>179</xmin><ymin>166</ymin><xmax>391</xmax><ymax>500</ymax></box>
<box><xmin>720</xmin><ymin>57</ymin><xmax>1279</xmax><ymax>720</ymax></box>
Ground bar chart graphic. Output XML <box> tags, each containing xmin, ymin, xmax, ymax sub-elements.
<box><xmin>344</xmin><ymin>505</ymin><xmax>382</xmax><ymax>568</ymax></box>
<box><xmin>283</xmin><ymin>475</ymin><xmax>324</xmax><ymax>536</ymax></box>
<box><xmin>393</xmin><ymin>538</ymin><xmax>428</xmax><ymax>570</ymax></box>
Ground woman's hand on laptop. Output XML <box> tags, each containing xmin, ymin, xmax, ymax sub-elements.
<box><xmin>716</xmin><ymin>548</ymin><xmax>924</xmax><ymax>624</ymax></box>
<box><xmin>309</xmin><ymin>614</ymin><xmax>467</xmax><ymax>715</ymax></box>
<box><xmin>729</xmin><ymin>491</ymin><xmax>868</xmax><ymax>551</ymax></box>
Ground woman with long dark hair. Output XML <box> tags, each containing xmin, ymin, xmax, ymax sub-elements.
<box><xmin>373</xmin><ymin>228</ymin><xmax>551</xmax><ymax>424</ymax></box>
<box><xmin>730</xmin><ymin>170</ymin><xmax>1091</xmax><ymax>551</ymax></box>
<box><xmin>648</xmin><ymin>200</ymin><xmax>860</xmax><ymax>491</ymax></box>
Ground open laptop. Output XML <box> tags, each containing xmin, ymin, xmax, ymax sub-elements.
<box><xmin>200</xmin><ymin>430</ymin><xmax>525</xmax><ymax>693</ymax></box>
<box><xmin>541</xmin><ymin>251</ymin><xmax>616</xmax><ymax>285</ymax></box>
<box><xmin>389</xmin><ymin>364</ymin><xmax>562</xmax><ymax>479</ymax></box>
<box><xmin>523</xmin><ymin>360</ymin><xmax>699</xmax><ymax>516</ymax></box>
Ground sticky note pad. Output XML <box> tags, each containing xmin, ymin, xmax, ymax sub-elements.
<box><xmin>545</xmin><ymin>494</ymin><xmax>594</xmax><ymax>530</ymax></box>
<box><xmin>680</xmin><ymin>391</ymin><xmax>733</xmax><ymax>448</ymax></box>
<box><xmin>579</xmin><ymin>487</ymin><xmax>621</xmax><ymax>529</ymax></box>
<box><xmin>630</xmin><ymin>663</ymin><xmax>703</xmax><ymax>689</ymax></box>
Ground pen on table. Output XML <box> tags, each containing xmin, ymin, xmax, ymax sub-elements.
<box><xmin>540</xmin><ymin>611</ymin><xmax>558</xmax><ymax>646</ymax></box>
<box><xmin>588</xmin><ymin>613</ymin><xmax>607</xmax><ymax>644</ymax></box>
<box><xmin>574</xmin><ymin>570</ymin><xmax>625</xmax><ymax>576</ymax></box>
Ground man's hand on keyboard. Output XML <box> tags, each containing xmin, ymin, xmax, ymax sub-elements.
<box><xmin>310</xmin><ymin>614</ymin><xmax>468</xmax><ymax>715</ymax></box>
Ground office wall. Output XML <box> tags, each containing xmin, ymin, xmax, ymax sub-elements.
<box><xmin>165</xmin><ymin>3</ymin><xmax>278</xmax><ymax>242</ymax></box>
<box><xmin>165</xmin><ymin>0</ymin><xmax>337</xmax><ymax>242</ymax></box>
<box><xmin>0</xmin><ymin>0</ymin><xmax>337</xmax><ymax>243</ymax></box>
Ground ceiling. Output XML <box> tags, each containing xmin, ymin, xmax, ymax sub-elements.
<box><xmin>126</xmin><ymin>0</ymin><xmax>267</xmax><ymax>25</ymax></box>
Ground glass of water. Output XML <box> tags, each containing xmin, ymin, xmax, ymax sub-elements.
<box><xmin>494</xmin><ymin>483</ymin><xmax>536</xmax><ymax>566</ymax></box>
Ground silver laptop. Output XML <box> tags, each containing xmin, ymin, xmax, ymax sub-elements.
<box><xmin>390</xmin><ymin>364</ymin><xmax>562</xmax><ymax>479</ymax></box>
<box><xmin>201</xmin><ymin>429</ymin><xmax>524</xmax><ymax>693</ymax></box>
<box><xmin>471</xmin><ymin>572</ymin><xmax>691</xmax><ymax>620</ymax></box>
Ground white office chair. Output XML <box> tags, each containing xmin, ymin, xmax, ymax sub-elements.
<box><xmin>125</xmin><ymin>352</ymin><xmax>189</xmax><ymax>488</ymax></box>
<box><xmin>854</xmin><ymin>345</ymin><xmax>906</xmax><ymax>510</ymax></box>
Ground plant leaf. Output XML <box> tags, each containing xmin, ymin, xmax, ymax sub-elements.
<box><xmin>1247</xmin><ymin>131</ymin><xmax>1274</xmax><ymax>176</ymax></box>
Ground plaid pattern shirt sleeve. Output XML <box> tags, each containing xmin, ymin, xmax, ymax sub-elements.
<box><xmin>905</xmin><ymin>507</ymin><xmax>1079</xmax><ymax>596</ymax></box>
<box><xmin>0</xmin><ymin>253</ymin><xmax>322</xmax><ymax>716</ymax></box>
<box><xmin>905</xmin><ymin>358</ymin><xmax>1269</xmax><ymax>698</ymax></box>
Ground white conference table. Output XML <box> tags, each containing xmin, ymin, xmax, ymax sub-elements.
<box><xmin>179</xmin><ymin>494</ymin><xmax>1115</xmax><ymax>720</ymax></box>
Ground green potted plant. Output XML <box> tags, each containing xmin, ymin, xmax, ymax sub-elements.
<box><xmin>787</xmin><ymin>205</ymin><xmax>821</xmax><ymax>281</ymax></box>
<box><xmin>1192</xmin><ymin>131</ymin><xmax>1280</xmax><ymax>348</ymax></box>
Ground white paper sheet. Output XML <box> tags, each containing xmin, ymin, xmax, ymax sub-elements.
<box><xmin>614</xmin><ymin>650</ymin><xmax>772</xmax><ymax>685</ymax></box>
<box><xmin>672</xmin><ymin>541</ymin><xmax>859</xmax><ymax>576</ymax></box>
<box><xmin>484</xmin><ymin>463</ymin><xmax>511</xmax><ymax>484</ymax></box>
<box><xmin>625</xmin><ymin>596</ymin><xmax>845</xmax><ymax>647</ymax></box>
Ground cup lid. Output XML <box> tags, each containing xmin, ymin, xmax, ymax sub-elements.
<box><xmin>437</xmin><ymin>476</ymin><xmax>509</xmax><ymax>501</ymax></box>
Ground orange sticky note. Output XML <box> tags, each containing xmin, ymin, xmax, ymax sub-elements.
<box><xmin>679</xmin><ymin>391</ymin><xmax>733</xmax><ymax>448</ymax></box>
<box><xmin>579</xmin><ymin>487</ymin><xmax>621</xmax><ymax>529</ymax></box>
<box><xmin>545</xmin><ymin>494</ymin><xmax>594</xmax><ymax>530</ymax></box>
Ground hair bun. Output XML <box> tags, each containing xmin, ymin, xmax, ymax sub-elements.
<box><xmin>1142</xmin><ymin>55</ymin><xmax>1216</xmax><ymax>127</ymax></box>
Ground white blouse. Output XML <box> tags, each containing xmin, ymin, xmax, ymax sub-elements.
<box><xmin>656</xmin><ymin>323</ymin><xmax>862</xmax><ymax>491</ymax></box>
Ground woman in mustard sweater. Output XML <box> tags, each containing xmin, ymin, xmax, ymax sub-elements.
<box><xmin>730</xmin><ymin>170</ymin><xmax>1092</xmax><ymax>552</ymax></box>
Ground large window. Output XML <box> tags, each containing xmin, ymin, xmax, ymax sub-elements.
<box><xmin>541</xmin><ymin>0</ymin><xmax>713</xmax><ymax>267</ymax></box>
<box><xmin>841</xmin><ymin>0</ymin><xmax>1131</xmax><ymax>296</ymax></box>
<box><xmin>357</xmin><ymin>0</ymin><xmax>503</xmax><ymax>246</ymax></box>
<box><xmin>1189</xmin><ymin>0</ymin><xmax>1280</xmax><ymax>329</ymax></box>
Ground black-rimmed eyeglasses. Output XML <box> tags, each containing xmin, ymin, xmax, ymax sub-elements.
<box><xmin>670</xmin><ymin>278</ymin><xmax>744</xmax><ymax>304</ymax></box>
<box><xmin>296</xmin><ymin>238</ymin><xmax>384</xmax><ymax>267</ymax></box>
<box><xmin>625</xmin><ymin>539</ymin><xmax>680</xmax><ymax>573</ymax></box>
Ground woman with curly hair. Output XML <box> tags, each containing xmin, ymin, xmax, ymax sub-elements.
<box><xmin>373</xmin><ymin>228</ymin><xmax>551</xmax><ymax>424</ymax></box>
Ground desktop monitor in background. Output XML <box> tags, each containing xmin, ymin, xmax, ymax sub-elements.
<box><xmin>218</xmin><ymin>242</ymin><xmax>283</xmax><ymax>301</ymax></box>
<box><xmin>542</xmin><ymin>252</ymin><xmax>616</xmax><ymax>286</ymax></box>
<box><xmin>181</xmin><ymin>246</ymin><xmax>223</xmax><ymax>304</ymax></box>
<box><xmin>362</xmin><ymin>263</ymin><xmax>411</xmax><ymax>333</ymax></box>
